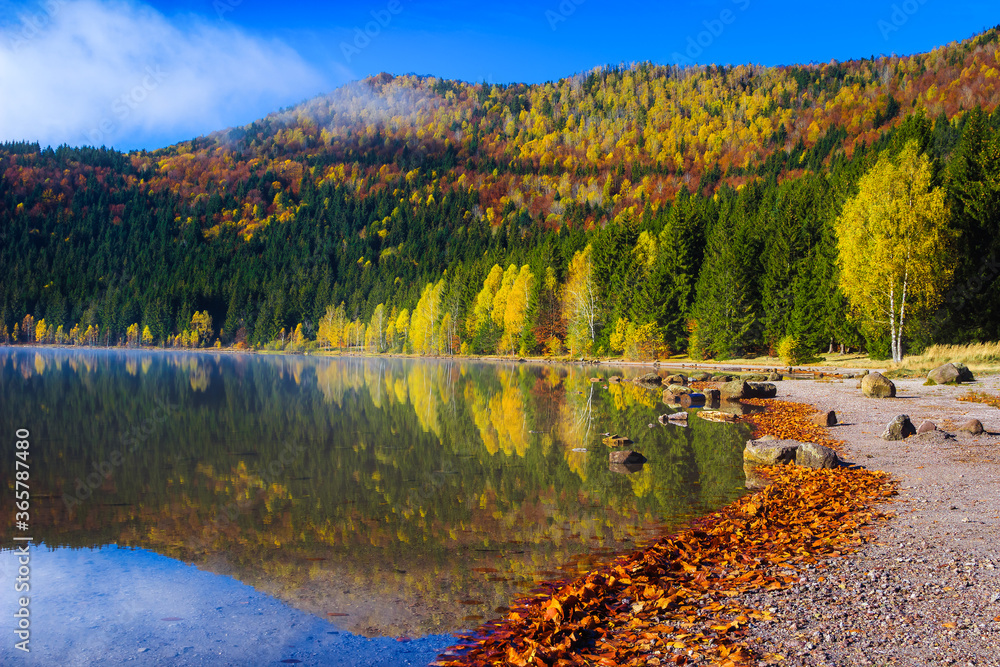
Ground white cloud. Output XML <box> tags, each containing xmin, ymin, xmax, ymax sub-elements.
<box><xmin>0</xmin><ymin>0</ymin><xmax>328</xmax><ymax>149</ymax></box>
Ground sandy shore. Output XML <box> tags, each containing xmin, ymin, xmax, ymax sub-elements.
<box><xmin>739</xmin><ymin>375</ymin><xmax>1000</xmax><ymax>666</ymax></box>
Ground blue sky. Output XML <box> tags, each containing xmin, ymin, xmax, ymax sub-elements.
<box><xmin>0</xmin><ymin>0</ymin><xmax>997</xmax><ymax>151</ymax></box>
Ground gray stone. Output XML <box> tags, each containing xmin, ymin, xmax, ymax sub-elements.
<box><xmin>882</xmin><ymin>415</ymin><xmax>916</xmax><ymax>440</ymax></box>
<box><xmin>665</xmin><ymin>383</ymin><xmax>692</xmax><ymax>395</ymax></box>
<box><xmin>795</xmin><ymin>442</ymin><xmax>841</xmax><ymax>469</ymax></box>
<box><xmin>743</xmin><ymin>439</ymin><xmax>799</xmax><ymax>466</ymax></box>
<box><xmin>690</xmin><ymin>372</ymin><xmax>713</xmax><ymax>382</ymax></box>
<box><xmin>720</xmin><ymin>380</ymin><xmax>750</xmax><ymax>400</ymax></box>
<box><xmin>766</xmin><ymin>372</ymin><xmax>783</xmax><ymax>381</ymax></box>
<box><xmin>862</xmin><ymin>372</ymin><xmax>896</xmax><ymax>398</ymax></box>
<box><xmin>927</xmin><ymin>363</ymin><xmax>960</xmax><ymax>385</ymax></box>
<box><xmin>958</xmin><ymin>419</ymin><xmax>985</xmax><ymax>435</ymax></box>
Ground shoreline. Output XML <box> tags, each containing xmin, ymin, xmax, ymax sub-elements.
<box><xmin>436</xmin><ymin>374</ymin><xmax>1000</xmax><ymax>666</ymax></box>
<box><xmin>3</xmin><ymin>342</ymin><xmax>890</xmax><ymax>377</ymax></box>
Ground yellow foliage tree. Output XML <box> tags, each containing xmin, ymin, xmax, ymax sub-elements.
<box><xmin>834</xmin><ymin>141</ymin><xmax>954</xmax><ymax>363</ymax></box>
<box><xmin>562</xmin><ymin>245</ymin><xmax>599</xmax><ymax>355</ymax></box>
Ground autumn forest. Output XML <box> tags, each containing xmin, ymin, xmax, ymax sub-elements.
<box><xmin>5</xmin><ymin>28</ymin><xmax>1000</xmax><ymax>360</ymax></box>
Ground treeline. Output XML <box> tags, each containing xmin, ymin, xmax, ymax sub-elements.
<box><xmin>3</xmin><ymin>106</ymin><xmax>1000</xmax><ymax>360</ymax></box>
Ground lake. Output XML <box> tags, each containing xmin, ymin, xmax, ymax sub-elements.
<box><xmin>0</xmin><ymin>348</ymin><xmax>752</xmax><ymax>665</ymax></box>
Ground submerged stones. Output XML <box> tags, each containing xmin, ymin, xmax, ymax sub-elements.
<box><xmin>882</xmin><ymin>414</ymin><xmax>916</xmax><ymax>440</ymax></box>
<box><xmin>862</xmin><ymin>372</ymin><xmax>896</xmax><ymax>398</ymax></box>
<box><xmin>602</xmin><ymin>434</ymin><xmax>633</xmax><ymax>447</ymax></box>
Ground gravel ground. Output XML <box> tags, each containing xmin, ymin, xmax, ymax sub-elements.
<box><xmin>738</xmin><ymin>374</ymin><xmax>1000</xmax><ymax>666</ymax></box>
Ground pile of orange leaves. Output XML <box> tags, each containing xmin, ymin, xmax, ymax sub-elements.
<box><xmin>435</xmin><ymin>401</ymin><xmax>896</xmax><ymax>667</ymax></box>
<box><xmin>740</xmin><ymin>399</ymin><xmax>844</xmax><ymax>451</ymax></box>
<box><xmin>957</xmin><ymin>390</ymin><xmax>1000</xmax><ymax>410</ymax></box>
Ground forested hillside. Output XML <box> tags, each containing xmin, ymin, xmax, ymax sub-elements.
<box><xmin>4</xmin><ymin>27</ymin><xmax>1000</xmax><ymax>359</ymax></box>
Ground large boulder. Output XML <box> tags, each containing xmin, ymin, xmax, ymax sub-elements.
<box><xmin>743</xmin><ymin>440</ymin><xmax>799</xmax><ymax>466</ymax></box>
<box><xmin>862</xmin><ymin>372</ymin><xmax>896</xmax><ymax>398</ymax></box>
<box><xmin>635</xmin><ymin>373</ymin><xmax>662</xmax><ymax>386</ymax></box>
<box><xmin>881</xmin><ymin>415</ymin><xmax>916</xmax><ymax>441</ymax></box>
<box><xmin>766</xmin><ymin>372</ymin><xmax>783</xmax><ymax>382</ymax></box>
<box><xmin>927</xmin><ymin>362</ymin><xmax>975</xmax><ymax>384</ymax></box>
<box><xmin>664</xmin><ymin>373</ymin><xmax>687</xmax><ymax>386</ymax></box>
<box><xmin>690</xmin><ymin>372</ymin><xmax>713</xmax><ymax>382</ymax></box>
<box><xmin>795</xmin><ymin>442</ymin><xmax>840</xmax><ymax>469</ymax></box>
<box><xmin>665</xmin><ymin>383</ymin><xmax>692</xmax><ymax>395</ymax></box>
<box><xmin>720</xmin><ymin>380</ymin><xmax>750</xmax><ymax>400</ymax></box>
<box><xmin>746</xmin><ymin>382</ymin><xmax>777</xmax><ymax>399</ymax></box>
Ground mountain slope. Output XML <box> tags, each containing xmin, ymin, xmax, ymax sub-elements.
<box><xmin>3</xmin><ymin>27</ymin><xmax>1000</xmax><ymax>356</ymax></box>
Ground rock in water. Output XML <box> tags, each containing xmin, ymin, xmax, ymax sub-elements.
<box><xmin>862</xmin><ymin>372</ymin><xmax>896</xmax><ymax>398</ymax></box>
<box><xmin>720</xmin><ymin>380</ymin><xmax>749</xmax><ymax>400</ymax></box>
<box><xmin>958</xmin><ymin>419</ymin><xmax>985</xmax><ymax>435</ymax></box>
<box><xmin>795</xmin><ymin>442</ymin><xmax>840</xmax><ymax>469</ymax></box>
<box><xmin>811</xmin><ymin>410</ymin><xmax>838</xmax><ymax>427</ymax></box>
<box><xmin>635</xmin><ymin>373</ymin><xmax>662</xmax><ymax>386</ymax></box>
<box><xmin>665</xmin><ymin>383</ymin><xmax>692</xmax><ymax>395</ymax></box>
<box><xmin>882</xmin><ymin>415</ymin><xmax>916</xmax><ymax>440</ymax></box>
<box><xmin>609</xmin><ymin>450</ymin><xmax>647</xmax><ymax>465</ymax></box>
<box><xmin>766</xmin><ymin>372</ymin><xmax>783</xmax><ymax>381</ymax></box>
<box><xmin>690</xmin><ymin>372</ymin><xmax>713</xmax><ymax>382</ymax></box>
<box><xmin>664</xmin><ymin>373</ymin><xmax>687</xmax><ymax>386</ymax></box>
<box><xmin>608</xmin><ymin>376</ymin><xmax>622</xmax><ymax>383</ymax></box>
<box><xmin>917</xmin><ymin>420</ymin><xmax>937</xmax><ymax>434</ymax></box>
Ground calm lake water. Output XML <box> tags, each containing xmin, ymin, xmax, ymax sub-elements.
<box><xmin>0</xmin><ymin>348</ymin><xmax>751</xmax><ymax>663</ymax></box>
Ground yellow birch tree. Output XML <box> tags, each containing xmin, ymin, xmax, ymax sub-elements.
<box><xmin>834</xmin><ymin>141</ymin><xmax>954</xmax><ymax>363</ymax></box>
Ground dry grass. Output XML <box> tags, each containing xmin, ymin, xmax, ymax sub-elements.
<box><xmin>666</xmin><ymin>342</ymin><xmax>1000</xmax><ymax>375</ymax></box>
<box><xmin>891</xmin><ymin>342</ymin><xmax>1000</xmax><ymax>374</ymax></box>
